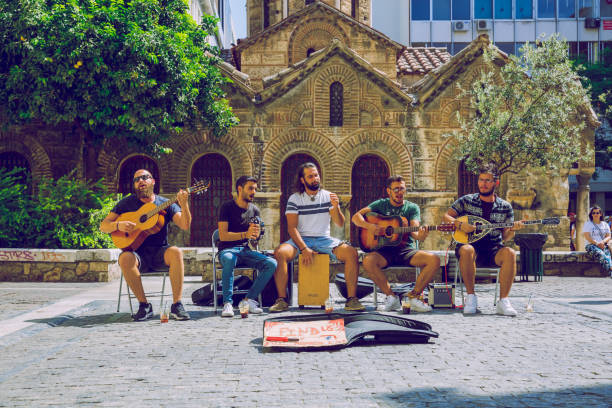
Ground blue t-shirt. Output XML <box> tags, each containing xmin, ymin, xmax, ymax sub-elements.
<box><xmin>112</xmin><ymin>194</ymin><xmax>181</xmax><ymax>248</ymax></box>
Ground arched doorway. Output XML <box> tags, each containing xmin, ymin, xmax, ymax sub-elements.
<box><xmin>0</xmin><ymin>151</ymin><xmax>31</xmax><ymax>192</ymax></box>
<box><xmin>350</xmin><ymin>154</ymin><xmax>390</xmax><ymax>246</ymax></box>
<box><xmin>458</xmin><ymin>159</ymin><xmax>479</xmax><ymax>197</ymax></box>
<box><xmin>118</xmin><ymin>155</ymin><xmax>160</xmax><ymax>195</ymax></box>
<box><xmin>190</xmin><ymin>153</ymin><xmax>233</xmax><ymax>246</ymax></box>
<box><xmin>280</xmin><ymin>154</ymin><xmax>320</xmax><ymax>243</ymax></box>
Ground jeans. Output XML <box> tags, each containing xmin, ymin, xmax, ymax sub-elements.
<box><xmin>585</xmin><ymin>244</ymin><xmax>612</xmax><ymax>276</ymax></box>
<box><xmin>218</xmin><ymin>246</ymin><xmax>277</xmax><ymax>304</ymax></box>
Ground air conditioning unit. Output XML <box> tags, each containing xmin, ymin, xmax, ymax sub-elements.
<box><xmin>584</xmin><ymin>17</ymin><xmax>601</xmax><ymax>29</ymax></box>
<box><xmin>453</xmin><ymin>21</ymin><xmax>470</xmax><ymax>32</ymax></box>
<box><xmin>476</xmin><ymin>19</ymin><xmax>491</xmax><ymax>30</ymax></box>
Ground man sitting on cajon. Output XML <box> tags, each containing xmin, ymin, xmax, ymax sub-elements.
<box><xmin>271</xmin><ymin>162</ymin><xmax>365</xmax><ymax>312</ymax></box>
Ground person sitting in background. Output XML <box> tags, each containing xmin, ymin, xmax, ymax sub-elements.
<box><xmin>582</xmin><ymin>205</ymin><xmax>612</xmax><ymax>277</ymax></box>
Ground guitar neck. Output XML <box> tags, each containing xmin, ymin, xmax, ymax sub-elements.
<box><xmin>145</xmin><ymin>194</ymin><xmax>178</xmax><ymax>219</ymax></box>
<box><xmin>477</xmin><ymin>219</ymin><xmax>542</xmax><ymax>231</ymax></box>
<box><xmin>394</xmin><ymin>225</ymin><xmax>441</xmax><ymax>233</ymax></box>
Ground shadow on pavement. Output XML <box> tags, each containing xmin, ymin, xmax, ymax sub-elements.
<box><xmin>377</xmin><ymin>384</ymin><xmax>612</xmax><ymax>407</ymax></box>
<box><xmin>569</xmin><ymin>300</ymin><xmax>612</xmax><ymax>305</ymax></box>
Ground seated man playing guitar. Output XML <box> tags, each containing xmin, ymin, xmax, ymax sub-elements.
<box><xmin>217</xmin><ymin>176</ymin><xmax>276</xmax><ymax>317</ymax></box>
<box><xmin>100</xmin><ymin>169</ymin><xmax>191</xmax><ymax>321</ymax></box>
<box><xmin>443</xmin><ymin>164</ymin><xmax>523</xmax><ymax>316</ymax></box>
<box><xmin>352</xmin><ymin>175</ymin><xmax>439</xmax><ymax>313</ymax></box>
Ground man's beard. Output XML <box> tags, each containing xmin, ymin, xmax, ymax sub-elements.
<box><xmin>136</xmin><ymin>184</ymin><xmax>154</xmax><ymax>199</ymax></box>
<box><xmin>243</xmin><ymin>192</ymin><xmax>254</xmax><ymax>202</ymax></box>
<box><xmin>479</xmin><ymin>186</ymin><xmax>495</xmax><ymax>197</ymax></box>
<box><xmin>305</xmin><ymin>180</ymin><xmax>320</xmax><ymax>191</ymax></box>
<box><xmin>390</xmin><ymin>195</ymin><xmax>403</xmax><ymax>205</ymax></box>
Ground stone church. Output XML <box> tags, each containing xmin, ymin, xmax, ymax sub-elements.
<box><xmin>0</xmin><ymin>0</ymin><xmax>599</xmax><ymax>251</ymax></box>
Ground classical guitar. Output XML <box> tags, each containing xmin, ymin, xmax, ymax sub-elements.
<box><xmin>358</xmin><ymin>212</ymin><xmax>454</xmax><ymax>252</ymax></box>
<box><xmin>111</xmin><ymin>180</ymin><xmax>210</xmax><ymax>250</ymax></box>
<box><xmin>452</xmin><ymin>215</ymin><xmax>561</xmax><ymax>244</ymax></box>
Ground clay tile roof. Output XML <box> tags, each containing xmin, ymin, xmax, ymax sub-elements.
<box><xmin>397</xmin><ymin>47</ymin><xmax>451</xmax><ymax>75</ymax></box>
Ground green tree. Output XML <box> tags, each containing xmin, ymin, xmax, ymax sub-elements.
<box><xmin>0</xmin><ymin>0</ymin><xmax>238</xmax><ymax>155</ymax></box>
<box><xmin>451</xmin><ymin>35</ymin><xmax>593</xmax><ymax>177</ymax></box>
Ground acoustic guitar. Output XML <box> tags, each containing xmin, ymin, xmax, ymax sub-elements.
<box><xmin>111</xmin><ymin>180</ymin><xmax>210</xmax><ymax>250</ymax></box>
<box><xmin>358</xmin><ymin>212</ymin><xmax>454</xmax><ymax>252</ymax></box>
<box><xmin>452</xmin><ymin>215</ymin><xmax>561</xmax><ymax>244</ymax></box>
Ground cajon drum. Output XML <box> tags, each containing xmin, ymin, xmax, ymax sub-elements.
<box><xmin>298</xmin><ymin>253</ymin><xmax>330</xmax><ymax>308</ymax></box>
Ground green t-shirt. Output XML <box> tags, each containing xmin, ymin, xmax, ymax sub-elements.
<box><xmin>367</xmin><ymin>198</ymin><xmax>421</xmax><ymax>249</ymax></box>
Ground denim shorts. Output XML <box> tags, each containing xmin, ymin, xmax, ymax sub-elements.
<box><xmin>284</xmin><ymin>236</ymin><xmax>344</xmax><ymax>262</ymax></box>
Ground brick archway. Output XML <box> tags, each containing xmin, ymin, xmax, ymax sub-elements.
<box><xmin>288</xmin><ymin>19</ymin><xmax>349</xmax><ymax>65</ymax></box>
<box><xmin>434</xmin><ymin>137</ymin><xmax>459</xmax><ymax>191</ymax></box>
<box><xmin>0</xmin><ymin>134</ymin><xmax>52</xmax><ymax>190</ymax></box>
<box><xmin>313</xmin><ymin>63</ymin><xmax>360</xmax><ymax>128</ymax></box>
<box><xmin>262</xmin><ymin>129</ymin><xmax>335</xmax><ymax>192</ymax></box>
<box><xmin>337</xmin><ymin>130</ymin><xmax>413</xmax><ymax>191</ymax></box>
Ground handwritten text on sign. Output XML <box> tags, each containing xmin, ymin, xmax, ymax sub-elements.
<box><xmin>263</xmin><ymin>318</ymin><xmax>347</xmax><ymax>348</ymax></box>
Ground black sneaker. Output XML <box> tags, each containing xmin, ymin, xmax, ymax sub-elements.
<box><xmin>170</xmin><ymin>301</ymin><xmax>190</xmax><ymax>320</ymax></box>
<box><xmin>133</xmin><ymin>302</ymin><xmax>153</xmax><ymax>321</ymax></box>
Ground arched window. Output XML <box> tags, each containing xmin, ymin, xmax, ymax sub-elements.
<box><xmin>0</xmin><ymin>151</ymin><xmax>31</xmax><ymax>192</ymax></box>
<box><xmin>350</xmin><ymin>154</ymin><xmax>390</xmax><ymax>246</ymax></box>
<box><xmin>458</xmin><ymin>159</ymin><xmax>479</xmax><ymax>197</ymax></box>
<box><xmin>329</xmin><ymin>81</ymin><xmax>343</xmax><ymax>127</ymax></box>
<box><xmin>263</xmin><ymin>0</ymin><xmax>270</xmax><ymax>28</ymax></box>
<box><xmin>118</xmin><ymin>155</ymin><xmax>160</xmax><ymax>195</ymax></box>
<box><xmin>190</xmin><ymin>153</ymin><xmax>233</xmax><ymax>246</ymax></box>
<box><xmin>306</xmin><ymin>47</ymin><xmax>315</xmax><ymax>57</ymax></box>
<box><xmin>351</xmin><ymin>0</ymin><xmax>359</xmax><ymax>18</ymax></box>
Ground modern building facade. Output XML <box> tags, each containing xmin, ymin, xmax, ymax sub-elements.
<box><xmin>372</xmin><ymin>0</ymin><xmax>612</xmax><ymax>61</ymax></box>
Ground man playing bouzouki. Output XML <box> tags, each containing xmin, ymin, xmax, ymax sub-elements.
<box><xmin>352</xmin><ymin>175</ymin><xmax>439</xmax><ymax>313</ymax></box>
<box><xmin>443</xmin><ymin>164</ymin><xmax>523</xmax><ymax>316</ymax></box>
<box><xmin>100</xmin><ymin>169</ymin><xmax>191</xmax><ymax>321</ymax></box>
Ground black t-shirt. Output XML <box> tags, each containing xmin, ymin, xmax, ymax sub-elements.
<box><xmin>112</xmin><ymin>194</ymin><xmax>181</xmax><ymax>248</ymax></box>
<box><xmin>218</xmin><ymin>200</ymin><xmax>260</xmax><ymax>251</ymax></box>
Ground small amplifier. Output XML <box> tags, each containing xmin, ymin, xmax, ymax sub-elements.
<box><xmin>428</xmin><ymin>283</ymin><xmax>455</xmax><ymax>308</ymax></box>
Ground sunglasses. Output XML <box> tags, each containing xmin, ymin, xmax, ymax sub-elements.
<box><xmin>592</xmin><ymin>211</ymin><xmax>601</xmax><ymax>215</ymax></box>
<box><xmin>133</xmin><ymin>174</ymin><xmax>152</xmax><ymax>183</ymax></box>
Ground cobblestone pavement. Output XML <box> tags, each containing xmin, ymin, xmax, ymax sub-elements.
<box><xmin>0</xmin><ymin>276</ymin><xmax>610</xmax><ymax>407</ymax></box>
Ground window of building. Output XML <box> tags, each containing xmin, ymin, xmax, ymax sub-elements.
<box><xmin>306</xmin><ymin>48</ymin><xmax>315</xmax><ymax>57</ymax></box>
<box><xmin>216</xmin><ymin>0</ymin><xmax>224</xmax><ymax>27</ymax></box>
<box><xmin>263</xmin><ymin>0</ymin><xmax>270</xmax><ymax>28</ymax></box>
<box><xmin>432</xmin><ymin>42</ymin><xmax>451</xmax><ymax>52</ymax></box>
<box><xmin>495</xmin><ymin>0</ymin><xmax>512</xmax><ymax>19</ymax></box>
<box><xmin>474</xmin><ymin>0</ymin><xmax>492</xmax><ymax>18</ymax></box>
<box><xmin>458</xmin><ymin>159</ymin><xmax>479</xmax><ymax>197</ymax></box>
<box><xmin>601</xmin><ymin>42</ymin><xmax>612</xmax><ymax>64</ymax></box>
<box><xmin>0</xmin><ymin>151</ymin><xmax>31</xmax><ymax>192</ymax></box>
<box><xmin>568</xmin><ymin>41</ymin><xmax>578</xmax><ymax>59</ymax></box>
<box><xmin>453</xmin><ymin>0</ymin><xmax>470</xmax><ymax>19</ymax></box>
<box><xmin>537</xmin><ymin>0</ymin><xmax>555</xmax><ymax>18</ymax></box>
<box><xmin>559</xmin><ymin>0</ymin><xmax>576</xmax><ymax>18</ymax></box>
<box><xmin>412</xmin><ymin>0</ymin><xmax>430</xmax><ymax>20</ymax></box>
<box><xmin>602</xmin><ymin>0</ymin><xmax>612</xmax><ymax>17</ymax></box>
<box><xmin>433</xmin><ymin>0</ymin><xmax>451</xmax><ymax>20</ymax></box>
<box><xmin>412</xmin><ymin>42</ymin><xmax>428</xmax><ymax>47</ymax></box>
<box><xmin>578</xmin><ymin>41</ymin><xmax>590</xmax><ymax>61</ymax></box>
<box><xmin>329</xmin><ymin>82</ymin><xmax>343</xmax><ymax>127</ymax></box>
<box><xmin>452</xmin><ymin>42</ymin><xmax>469</xmax><ymax>54</ymax></box>
<box><xmin>351</xmin><ymin>0</ymin><xmax>358</xmax><ymax>18</ymax></box>
<box><xmin>496</xmin><ymin>42</ymin><xmax>515</xmax><ymax>55</ymax></box>
<box><xmin>578</xmin><ymin>0</ymin><xmax>594</xmax><ymax>17</ymax></box>
<box><xmin>516</xmin><ymin>0</ymin><xmax>533</xmax><ymax>19</ymax></box>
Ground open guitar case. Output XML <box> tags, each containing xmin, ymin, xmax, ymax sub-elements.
<box><xmin>263</xmin><ymin>312</ymin><xmax>438</xmax><ymax>351</ymax></box>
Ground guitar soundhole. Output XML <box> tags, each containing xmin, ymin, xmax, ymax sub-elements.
<box><xmin>139</xmin><ymin>215</ymin><xmax>148</xmax><ymax>223</ymax></box>
<box><xmin>385</xmin><ymin>226</ymin><xmax>394</xmax><ymax>237</ymax></box>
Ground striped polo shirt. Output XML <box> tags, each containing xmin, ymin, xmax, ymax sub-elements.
<box><xmin>451</xmin><ymin>193</ymin><xmax>514</xmax><ymax>246</ymax></box>
<box><xmin>285</xmin><ymin>190</ymin><xmax>333</xmax><ymax>237</ymax></box>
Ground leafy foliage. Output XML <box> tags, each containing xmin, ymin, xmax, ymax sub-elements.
<box><xmin>0</xmin><ymin>0</ymin><xmax>238</xmax><ymax>154</ymax></box>
<box><xmin>0</xmin><ymin>168</ymin><xmax>118</xmax><ymax>249</ymax></box>
<box><xmin>451</xmin><ymin>35</ymin><xmax>592</xmax><ymax>177</ymax></box>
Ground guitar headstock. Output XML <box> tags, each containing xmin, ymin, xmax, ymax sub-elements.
<box><xmin>438</xmin><ymin>223</ymin><xmax>456</xmax><ymax>232</ymax></box>
<box><xmin>541</xmin><ymin>217</ymin><xmax>560</xmax><ymax>226</ymax></box>
<box><xmin>187</xmin><ymin>179</ymin><xmax>211</xmax><ymax>195</ymax></box>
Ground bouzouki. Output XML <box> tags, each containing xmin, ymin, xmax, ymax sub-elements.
<box><xmin>111</xmin><ymin>180</ymin><xmax>210</xmax><ymax>251</ymax></box>
<box><xmin>358</xmin><ymin>212</ymin><xmax>454</xmax><ymax>252</ymax></box>
<box><xmin>452</xmin><ymin>215</ymin><xmax>561</xmax><ymax>244</ymax></box>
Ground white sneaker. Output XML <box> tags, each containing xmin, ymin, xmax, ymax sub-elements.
<box><xmin>221</xmin><ymin>302</ymin><xmax>234</xmax><ymax>317</ymax></box>
<box><xmin>496</xmin><ymin>298</ymin><xmax>517</xmax><ymax>316</ymax></box>
<box><xmin>378</xmin><ymin>295</ymin><xmax>401</xmax><ymax>312</ymax></box>
<box><xmin>463</xmin><ymin>294</ymin><xmax>478</xmax><ymax>314</ymax></box>
<box><xmin>410</xmin><ymin>296</ymin><xmax>432</xmax><ymax>313</ymax></box>
<box><xmin>247</xmin><ymin>298</ymin><xmax>263</xmax><ymax>314</ymax></box>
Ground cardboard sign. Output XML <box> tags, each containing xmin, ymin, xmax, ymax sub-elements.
<box><xmin>263</xmin><ymin>318</ymin><xmax>347</xmax><ymax>348</ymax></box>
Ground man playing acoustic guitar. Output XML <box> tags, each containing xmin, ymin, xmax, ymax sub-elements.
<box><xmin>443</xmin><ymin>164</ymin><xmax>523</xmax><ymax>316</ymax></box>
<box><xmin>352</xmin><ymin>175</ymin><xmax>439</xmax><ymax>313</ymax></box>
<box><xmin>100</xmin><ymin>169</ymin><xmax>191</xmax><ymax>321</ymax></box>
